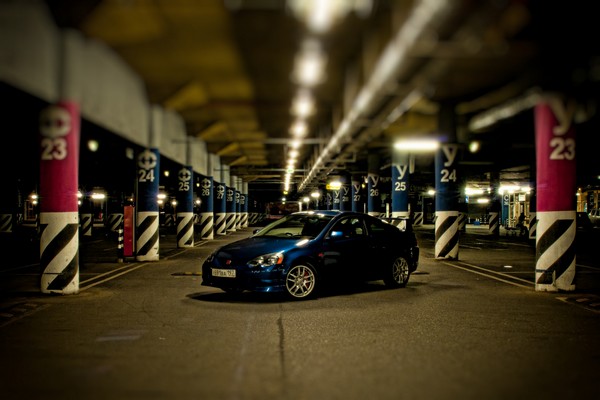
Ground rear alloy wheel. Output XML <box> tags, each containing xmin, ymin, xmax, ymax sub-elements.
<box><xmin>384</xmin><ymin>256</ymin><xmax>410</xmax><ymax>288</ymax></box>
<box><xmin>285</xmin><ymin>264</ymin><xmax>317</xmax><ymax>299</ymax></box>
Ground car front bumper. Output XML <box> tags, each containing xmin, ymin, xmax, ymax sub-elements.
<box><xmin>201</xmin><ymin>262</ymin><xmax>287</xmax><ymax>293</ymax></box>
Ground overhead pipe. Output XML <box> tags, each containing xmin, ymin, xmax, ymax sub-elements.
<box><xmin>468</xmin><ymin>88</ymin><xmax>542</xmax><ymax>132</ymax></box>
<box><xmin>299</xmin><ymin>0</ymin><xmax>460</xmax><ymax>192</ymax></box>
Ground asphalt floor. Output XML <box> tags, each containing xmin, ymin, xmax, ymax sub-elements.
<box><xmin>2</xmin><ymin>222</ymin><xmax>599</xmax><ymax>309</ymax></box>
<box><xmin>1</xmin><ymin>223</ymin><xmax>600</xmax><ymax>400</ymax></box>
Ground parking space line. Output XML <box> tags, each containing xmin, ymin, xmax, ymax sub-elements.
<box><xmin>80</xmin><ymin>263</ymin><xmax>144</xmax><ymax>286</ymax></box>
<box><xmin>80</xmin><ymin>263</ymin><xmax>149</xmax><ymax>291</ymax></box>
<box><xmin>577</xmin><ymin>263</ymin><xmax>600</xmax><ymax>271</ymax></box>
<box><xmin>455</xmin><ymin>260</ymin><xmax>534</xmax><ymax>285</ymax></box>
<box><xmin>440</xmin><ymin>261</ymin><xmax>534</xmax><ymax>289</ymax></box>
<box><xmin>556</xmin><ymin>296</ymin><xmax>600</xmax><ymax>314</ymax></box>
<box><xmin>0</xmin><ymin>303</ymin><xmax>51</xmax><ymax>328</ymax></box>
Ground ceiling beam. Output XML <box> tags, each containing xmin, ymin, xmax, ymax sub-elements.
<box><xmin>197</xmin><ymin>121</ymin><xmax>229</xmax><ymax>140</ymax></box>
<box><xmin>216</xmin><ymin>142</ymin><xmax>240</xmax><ymax>156</ymax></box>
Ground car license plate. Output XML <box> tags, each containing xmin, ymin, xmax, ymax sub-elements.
<box><xmin>212</xmin><ymin>268</ymin><xmax>236</xmax><ymax>278</ymax></box>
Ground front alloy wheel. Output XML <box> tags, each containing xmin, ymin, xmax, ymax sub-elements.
<box><xmin>285</xmin><ymin>264</ymin><xmax>317</xmax><ymax>299</ymax></box>
<box><xmin>384</xmin><ymin>256</ymin><xmax>410</xmax><ymax>288</ymax></box>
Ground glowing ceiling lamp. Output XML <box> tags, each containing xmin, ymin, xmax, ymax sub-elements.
<box><xmin>290</xmin><ymin>120</ymin><xmax>308</xmax><ymax>137</ymax></box>
<box><xmin>393</xmin><ymin>139</ymin><xmax>440</xmax><ymax>152</ymax></box>
<box><xmin>291</xmin><ymin>90</ymin><xmax>315</xmax><ymax>118</ymax></box>
<box><xmin>287</xmin><ymin>0</ymin><xmax>373</xmax><ymax>33</ymax></box>
<box><xmin>293</xmin><ymin>40</ymin><xmax>326</xmax><ymax>86</ymax></box>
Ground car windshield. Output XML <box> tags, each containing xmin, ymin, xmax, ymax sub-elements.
<box><xmin>254</xmin><ymin>213</ymin><xmax>333</xmax><ymax>239</ymax></box>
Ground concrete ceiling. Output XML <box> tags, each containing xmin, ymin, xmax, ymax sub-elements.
<box><xmin>45</xmin><ymin>0</ymin><xmax>600</xmax><ymax>200</ymax></box>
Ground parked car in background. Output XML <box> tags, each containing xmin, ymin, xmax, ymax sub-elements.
<box><xmin>588</xmin><ymin>209</ymin><xmax>600</xmax><ymax>227</ymax></box>
<box><xmin>202</xmin><ymin>210</ymin><xmax>419</xmax><ymax>300</ymax></box>
<box><xmin>577</xmin><ymin>212</ymin><xmax>594</xmax><ymax>230</ymax></box>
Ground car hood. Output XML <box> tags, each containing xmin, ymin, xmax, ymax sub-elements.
<box><xmin>216</xmin><ymin>237</ymin><xmax>309</xmax><ymax>259</ymax></box>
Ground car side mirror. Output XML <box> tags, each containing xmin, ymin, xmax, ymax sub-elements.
<box><xmin>329</xmin><ymin>231</ymin><xmax>343</xmax><ymax>239</ymax></box>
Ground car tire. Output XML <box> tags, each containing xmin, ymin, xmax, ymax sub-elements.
<box><xmin>384</xmin><ymin>256</ymin><xmax>410</xmax><ymax>288</ymax></box>
<box><xmin>285</xmin><ymin>263</ymin><xmax>317</xmax><ymax>300</ymax></box>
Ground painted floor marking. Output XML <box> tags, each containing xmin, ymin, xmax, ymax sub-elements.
<box><xmin>440</xmin><ymin>261</ymin><xmax>533</xmax><ymax>289</ymax></box>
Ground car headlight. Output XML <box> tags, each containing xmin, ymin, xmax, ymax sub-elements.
<box><xmin>248</xmin><ymin>252</ymin><xmax>284</xmax><ymax>268</ymax></box>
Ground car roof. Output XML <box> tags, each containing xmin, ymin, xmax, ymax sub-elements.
<box><xmin>292</xmin><ymin>210</ymin><xmax>359</xmax><ymax>217</ymax></box>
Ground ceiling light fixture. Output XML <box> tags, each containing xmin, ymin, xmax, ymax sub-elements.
<box><xmin>289</xmin><ymin>149</ymin><xmax>299</xmax><ymax>159</ymax></box>
<box><xmin>287</xmin><ymin>0</ymin><xmax>373</xmax><ymax>33</ymax></box>
<box><xmin>327</xmin><ymin>180</ymin><xmax>342</xmax><ymax>190</ymax></box>
<box><xmin>293</xmin><ymin>39</ymin><xmax>326</xmax><ymax>86</ymax></box>
<box><xmin>468</xmin><ymin>141</ymin><xmax>480</xmax><ymax>153</ymax></box>
<box><xmin>393</xmin><ymin>139</ymin><xmax>440</xmax><ymax>151</ymax></box>
<box><xmin>292</xmin><ymin>90</ymin><xmax>314</xmax><ymax>117</ymax></box>
<box><xmin>290</xmin><ymin>120</ymin><xmax>308</xmax><ymax>137</ymax></box>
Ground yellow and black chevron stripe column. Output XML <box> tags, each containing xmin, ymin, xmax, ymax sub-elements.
<box><xmin>177</xmin><ymin>213</ymin><xmax>194</xmax><ymax>247</ymax></box>
<box><xmin>176</xmin><ymin>166</ymin><xmax>194</xmax><ymax>248</ymax></box>
<box><xmin>413</xmin><ymin>211</ymin><xmax>423</xmax><ymax>226</ymax></box>
<box><xmin>235</xmin><ymin>190</ymin><xmax>242</xmax><ymax>229</ymax></box>
<box><xmin>528</xmin><ymin>191</ymin><xmax>537</xmax><ymax>240</ymax></box>
<box><xmin>226</xmin><ymin>186</ymin><xmax>236</xmax><ymax>233</ymax></box>
<box><xmin>435</xmin><ymin>211</ymin><xmax>459</xmax><ymax>259</ymax></box>
<box><xmin>136</xmin><ymin>148</ymin><xmax>160</xmax><ymax>261</ymax></box>
<box><xmin>0</xmin><ymin>214</ymin><xmax>12</xmax><ymax>233</ymax></box>
<box><xmin>488</xmin><ymin>211</ymin><xmax>499</xmax><ymax>235</ymax></box>
<box><xmin>434</xmin><ymin>142</ymin><xmax>460</xmax><ymax>260</ymax></box>
<box><xmin>107</xmin><ymin>213</ymin><xmax>123</xmax><ymax>233</ymax></box>
<box><xmin>80</xmin><ymin>212</ymin><xmax>92</xmax><ymax>237</ymax></box>
<box><xmin>458</xmin><ymin>211</ymin><xmax>466</xmax><ymax>232</ymax></box>
<box><xmin>248</xmin><ymin>212</ymin><xmax>258</xmax><ymax>225</ymax></box>
<box><xmin>40</xmin><ymin>213</ymin><xmax>79</xmax><ymax>293</ymax></box>
<box><xmin>200</xmin><ymin>212</ymin><xmax>214</xmax><ymax>239</ymax></box>
<box><xmin>215</xmin><ymin>212</ymin><xmax>226</xmax><ymax>235</ymax></box>
<box><xmin>528</xmin><ymin>211</ymin><xmax>537</xmax><ymax>240</ymax></box>
<box><xmin>226</xmin><ymin>213</ymin><xmax>236</xmax><ymax>232</ymax></box>
<box><xmin>136</xmin><ymin>212</ymin><xmax>159</xmax><ymax>261</ymax></box>
<box><xmin>535</xmin><ymin>211</ymin><xmax>576</xmax><ymax>290</ymax></box>
<box><xmin>198</xmin><ymin>175</ymin><xmax>214</xmax><ymax>240</ymax></box>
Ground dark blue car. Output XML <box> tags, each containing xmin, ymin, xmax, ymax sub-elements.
<box><xmin>201</xmin><ymin>210</ymin><xmax>419</xmax><ymax>299</ymax></box>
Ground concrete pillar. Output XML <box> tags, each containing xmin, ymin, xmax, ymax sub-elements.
<box><xmin>392</xmin><ymin>150</ymin><xmax>410</xmax><ymax>218</ymax></box>
<box><xmin>39</xmin><ymin>101</ymin><xmax>80</xmax><ymax>293</ymax></box>
<box><xmin>489</xmin><ymin>171</ymin><xmax>501</xmax><ymax>236</ymax></box>
<box><xmin>198</xmin><ymin>174</ymin><xmax>214</xmax><ymax>240</ymax></box>
<box><xmin>176</xmin><ymin>165</ymin><xmax>194</xmax><ymax>248</ymax></box>
<box><xmin>241</xmin><ymin>181</ymin><xmax>248</xmax><ymax>227</ymax></box>
<box><xmin>434</xmin><ymin>103</ymin><xmax>460</xmax><ymax>260</ymax></box>
<box><xmin>214</xmin><ymin>180</ymin><xmax>226</xmax><ymax>235</ymax></box>
<box><xmin>351</xmin><ymin>175</ymin><xmax>363</xmax><ymax>212</ymax></box>
<box><xmin>367</xmin><ymin>154</ymin><xmax>381</xmax><ymax>217</ymax></box>
<box><xmin>136</xmin><ymin>106</ymin><xmax>161</xmax><ymax>261</ymax></box>
<box><xmin>339</xmin><ymin>174</ymin><xmax>351</xmax><ymax>211</ymax></box>
<box><xmin>534</xmin><ymin>97</ymin><xmax>576</xmax><ymax>292</ymax></box>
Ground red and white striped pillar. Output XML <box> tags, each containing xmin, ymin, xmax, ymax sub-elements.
<box><xmin>39</xmin><ymin>101</ymin><xmax>80</xmax><ymax>294</ymax></box>
<box><xmin>535</xmin><ymin>97</ymin><xmax>577</xmax><ymax>292</ymax></box>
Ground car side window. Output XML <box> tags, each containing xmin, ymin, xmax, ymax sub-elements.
<box><xmin>330</xmin><ymin>217</ymin><xmax>367</xmax><ymax>238</ymax></box>
<box><xmin>349</xmin><ymin>217</ymin><xmax>367</xmax><ymax>237</ymax></box>
<box><xmin>367</xmin><ymin>218</ymin><xmax>400</xmax><ymax>240</ymax></box>
<box><xmin>367</xmin><ymin>219</ymin><xmax>386</xmax><ymax>239</ymax></box>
